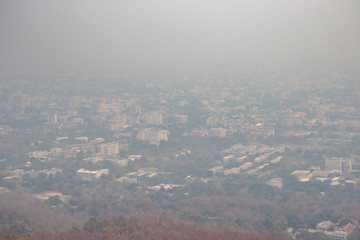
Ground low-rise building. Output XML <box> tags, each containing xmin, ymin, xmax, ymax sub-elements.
<box><xmin>117</xmin><ymin>176</ymin><xmax>137</xmax><ymax>184</ymax></box>
<box><xmin>76</xmin><ymin>168</ymin><xmax>109</xmax><ymax>181</ymax></box>
<box><xmin>266</xmin><ymin>177</ymin><xmax>283</xmax><ymax>189</ymax></box>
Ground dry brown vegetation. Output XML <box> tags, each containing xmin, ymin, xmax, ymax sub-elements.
<box><xmin>4</xmin><ymin>214</ymin><xmax>288</xmax><ymax>240</ymax></box>
<box><xmin>0</xmin><ymin>191</ymin><xmax>82</xmax><ymax>232</ymax></box>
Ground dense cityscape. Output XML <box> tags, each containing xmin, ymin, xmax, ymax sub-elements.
<box><xmin>1</xmin><ymin>0</ymin><xmax>360</xmax><ymax>239</ymax></box>
<box><xmin>1</xmin><ymin>68</ymin><xmax>360</xmax><ymax>239</ymax></box>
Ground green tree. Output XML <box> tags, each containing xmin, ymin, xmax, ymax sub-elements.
<box><xmin>45</xmin><ymin>195</ymin><xmax>63</xmax><ymax>207</ymax></box>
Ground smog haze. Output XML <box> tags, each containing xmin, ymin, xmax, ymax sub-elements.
<box><xmin>1</xmin><ymin>0</ymin><xmax>360</xmax><ymax>77</ymax></box>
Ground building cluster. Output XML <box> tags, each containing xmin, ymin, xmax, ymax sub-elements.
<box><xmin>2</xmin><ymin>73</ymin><xmax>360</xmax><ymax>193</ymax></box>
<box><xmin>298</xmin><ymin>218</ymin><xmax>360</xmax><ymax>239</ymax></box>
<box><xmin>117</xmin><ymin>167</ymin><xmax>169</xmax><ymax>185</ymax></box>
<box><xmin>291</xmin><ymin>156</ymin><xmax>356</xmax><ymax>187</ymax></box>
<box><xmin>208</xmin><ymin>143</ymin><xmax>285</xmax><ymax>185</ymax></box>
<box><xmin>0</xmin><ymin>70</ymin><xmax>360</xmax><ymax>236</ymax></box>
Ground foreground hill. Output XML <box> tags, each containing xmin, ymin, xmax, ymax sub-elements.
<box><xmin>1</xmin><ymin>214</ymin><xmax>287</xmax><ymax>240</ymax></box>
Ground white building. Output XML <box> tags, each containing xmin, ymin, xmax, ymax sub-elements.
<box><xmin>117</xmin><ymin>159</ymin><xmax>129</xmax><ymax>167</ymax></box>
<box><xmin>107</xmin><ymin>115</ymin><xmax>128</xmax><ymax>130</ymax></box>
<box><xmin>209</xmin><ymin>166</ymin><xmax>224</xmax><ymax>174</ymax></box>
<box><xmin>117</xmin><ymin>176</ymin><xmax>137</xmax><ymax>184</ymax></box>
<box><xmin>48</xmin><ymin>113</ymin><xmax>57</xmax><ymax>124</ymax></box>
<box><xmin>239</xmin><ymin>162</ymin><xmax>253</xmax><ymax>170</ymax></box>
<box><xmin>224</xmin><ymin>167</ymin><xmax>241</xmax><ymax>176</ymax></box>
<box><xmin>76</xmin><ymin>168</ymin><xmax>109</xmax><ymax>181</ymax></box>
<box><xmin>28</xmin><ymin>150</ymin><xmax>50</xmax><ymax>161</ymax></box>
<box><xmin>99</xmin><ymin>142</ymin><xmax>119</xmax><ymax>156</ymax></box>
<box><xmin>137</xmin><ymin>128</ymin><xmax>169</xmax><ymax>146</ymax></box>
<box><xmin>325</xmin><ymin>157</ymin><xmax>352</xmax><ymax>175</ymax></box>
<box><xmin>206</xmin><ymin>117</ymin><xmax>218</xmax><ymax>126</ymax></box>
<box><xmin>266</xmin><ymin>177</ymin><xmax>283</xmax><ymax>189</ymax></box>
<box><xmin>144</xmin><ymin>111</ymin><xmax>163</xmax><ymax>125</ymax></box>
<box><xmin>5</xmin><ymin>169</ymin><xmax>24</xmax><ymax>180</ymax></box>
<box><xmin>171</xmin><ymin>114</ymin><xmax>188</xmax><ymax>124</ymax></box>
<box><xmin>208</xmin><ymin>128</ymin><xmax>227</xmax><ymax>138</ymax></box>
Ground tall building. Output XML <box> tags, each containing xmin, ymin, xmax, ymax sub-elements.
<box><xmin>107</xmin><ymin>115</ymin><xmax>128</xmax><ymax>130</ymax></box>
<box><xmin>208</xmin><ymin>128</ymin><xmax>227</xmax><ymax>138</ymax></box>
<box><xmin>144</xmin><ymin>111</ymin><xmax>163</xmax><ymax>125</ymax></box>
<box><xmin>325</xmin><ymin>157</ymin><xmax>352</xmax><ymax>175</ymax></box>
<box><xmin>137</xmin><ymin>128</ymin><xmax>169</xmax><ymax>146</ymax></box>
<box><xmin>99</xmin><ymin>142</ymin><xmax>119</xmax><ymax>156</ymax></box>
<box><xmin>206</xmin><ymin>117</ymin><xmax>218</xmax><ymax>126</ymax></box>
<box><xmin>48</xmin><ymin>113</ymin><xmax>57</xmax><ymax>124</ymax></box>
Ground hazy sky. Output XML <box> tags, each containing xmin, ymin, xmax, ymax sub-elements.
<box><xmin>1</xmin><ymin>0</ymin><xmax>359</xmax><ymax>77</ymax></box>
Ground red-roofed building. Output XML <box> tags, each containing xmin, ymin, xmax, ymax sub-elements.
<box><xmin>339</xmin><ymin>223</ymin><xmax>357</xmax><ymax>233</ymax></box>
